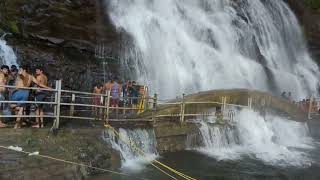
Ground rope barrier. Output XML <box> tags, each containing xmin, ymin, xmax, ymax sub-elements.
<box><xmin>0</xmin><ymin>145</ymin><xmax>148</xmax><ymax>180</ymax></box>
<box><xmin>104</xmin><ymin>124</ymin><xmax>197</xmax><ymax>180</ymax></box>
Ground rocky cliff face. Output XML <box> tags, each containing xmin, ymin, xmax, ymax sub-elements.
<box><xmin>0</xmin><ymin>0</ymin><xmax>123</xmax><ymax>90</ymax></box>
<box><xmin>285</xmin><ymin>0</ymin><xmax>320</xmax><ymax>62</ymax></box>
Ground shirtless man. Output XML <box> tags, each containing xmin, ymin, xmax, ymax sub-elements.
<box><xmin>92</xmin><ymin>84</ymin><xmax>103</xmax><ymax>119</ymax></box>
<box><xmin>32</xmin><ymin>66</ymin><xmax>48</xmax><ymax>128</ymax></box>
<box><xmin>104</xmin><ymin>80</ymin><xmax>112</xmax><ymax>93</ymax></box>
<box><xmin>0</xmin><ymin>65</ymin><xmax>9</xmax><ymax>128</ymax></box>
<box><xmin>11</xmin><ymin>65</ymin><xmax>50</xmax><ymax>129</ymax></box>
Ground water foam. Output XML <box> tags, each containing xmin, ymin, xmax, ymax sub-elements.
<box><xmin>106</xmin><ymin>0</ymin><xmax>319</xmax><ymax>99</ymax></box>
<box><xmin>197</xmin><ymin>109</ymin><xmax>314</xmax><ymax>167</ymax></box>
<box><xmin>103</xmin><ymin>128</ymin><xmax>158</xmax><ymax>172</ymax></box>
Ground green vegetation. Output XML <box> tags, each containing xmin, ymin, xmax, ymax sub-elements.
<box><xmin>8</xmin><ymin>21</ymin><xmax>19</xmax><ymax>34</ymax></box>
<box><xmin>307</xmin><ymin>0</ymin><xmax>320</xmax><ymax>11</ymax></box>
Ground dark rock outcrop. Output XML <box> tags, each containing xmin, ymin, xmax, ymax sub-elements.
<box><xmin>0</xmin><ymin>0</ymin><xmax>123</xmax><ymax>91</ymax></box>
<box><xmin>285</xmin><ymin>0</ymin><xmax>320</xmax><ymax>63</ymax></box>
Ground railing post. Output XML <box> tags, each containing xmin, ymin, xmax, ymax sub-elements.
<box><xmin>52</xmin><ymin>81</ymin><xmax>58</xmax><ymax>128</ymax></box>
<box><xmin>143</xmin><ymin>86</ymin><xmax>148</xmax><ymax>112</ymax></box>
<box><xmin>152</xmin><ymin>93</ymin><xmax>158</xmax><ymax>125</ymax></box>
<box><xmin>53</xmin><ymin>80</ymin><xmax>62</xmax><ymax>129</ymax></box>
<box><xmin>123</xmin><ymin>95</ymin><xmax>126</xmax><ymax>116</ymax></box>
<box><xmin>105</xmin><ymin>90</ymin><xmax>111</xmax><ymax>124</ymax></box>
<box><xmin>99</xmin><ymin>95</ymin><xmax>104</xmax><ymax>120</ymax></box>
<box><xmin>180</xmin><ymin>93</ymin><xmax>185</xmax><ymax>123</ymax></box>
<box><xmin>70</xmin><ymin>93</ymin><xmax>75</xmax><ymax>117</ymax></box>
<box><xmin>221</xmin><ymin>96</ymin><xmax>227</xmax><ymax>114</ymax></box>
<box><xmin>248</xmin><ymin>97</ymin><xmax>252</xmax><ymax>109</ymax></box>
<box><xmin>308</xmin><ymin>96</ymin><xmax>314</xmax><ymax>120</ymax></box>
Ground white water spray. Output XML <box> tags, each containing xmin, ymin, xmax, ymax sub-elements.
<box><xmin>196</xmin><ymin>109</ymin><xmax>314</xmax><ymax>167</ymax></box>
<box><xmin>0</xmin><ymin>39</ymin><xmax>17</xmax><ymax>66</ymax></box>
<box><xmin>103</xmin><ymin>128</ymin><xmax>158</xmax><ymax>171</ymax></box>
<box><xmin>106</xmin><ymin>0</ymin><xmax>319</xmax><ymax>99</ymax></box>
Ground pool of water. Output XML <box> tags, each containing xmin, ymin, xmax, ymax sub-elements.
<box><xmin>92</xmin><ymin>118</ymin><xmax>320</xmax><ymax>180</ymax></box>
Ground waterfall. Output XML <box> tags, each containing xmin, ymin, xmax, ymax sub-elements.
<box><xmin>0</xmin><ymin>39</ymin><xmax>17</xmax><ymax>66</ymax></box>
<box><xmin>106</xmin><ymin>0</ymin><xmax>319</xmax><ymax>99</ymax></box>
<box><xmin>103</xmin><ymin>128</ymin><xmax>158</xmax><ymax>171</ymax></box>
<box><xmin>195</xmin><ymin>109</ymin><xmax>314</xmax><ymax>167</ymax></box>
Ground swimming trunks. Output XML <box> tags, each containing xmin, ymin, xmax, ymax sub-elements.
<box><xmin>11</xmin><ymin>90</ymin><xmax>30</xmax><ymax>107</ymax></box>
<box><xmin>35</xmin><ymin>92</ymin><xmax>47</xmax><ymax>108</ymax></box>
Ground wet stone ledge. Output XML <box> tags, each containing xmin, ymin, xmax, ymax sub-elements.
<box><xmin>0</xmin><ymin>128</ymin><xmax>121</xmax><ymax>180</ymax></box>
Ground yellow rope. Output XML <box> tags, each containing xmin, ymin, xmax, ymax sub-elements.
<box><xmin>104</xmin><ymin>124</ymin><xmax>197</xmax><ymax>180</ymax></box>
<box><xmin>0</xmin><ymin>145</ymin><xmax>148</xmax><ymax>180</ymax></box>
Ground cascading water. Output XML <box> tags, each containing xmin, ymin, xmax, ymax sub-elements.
<box><xmin>103</xmin><ymin>128</ymin><xmax>158</xmax><ymax>171</ymax></box>
<box><xmin>194</xmin><ymin>109</ymin><xmax>314</xmax><ymax>167</ymax></box>
<box><xmin>0</xmin><ymin>39</ymin><xmax>17</xmax><ymax>66</ymax></box>
<box><xmin>106</xmin><ymin>0</ymin><xmax>319</xmax><ymax>99</ymax></box>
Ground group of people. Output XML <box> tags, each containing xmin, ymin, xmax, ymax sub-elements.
<box><xmin>281</xmin><ymin>91</ymin><xmax>293</xmax><ymax>101</ymax></box>
<box><xmin>92</xmin><ymin>79</ymin><xmax>143</xmax><ymax>116</ymax></box>
<box><xmin>0</xmin><ymin>64</ymin><xmax>50</xmax><ymax>129</ymax></box>
<box><xmin>297</xmin><ymin>99</ymin><xmax>319</xmax><ymax>113</ymax></box>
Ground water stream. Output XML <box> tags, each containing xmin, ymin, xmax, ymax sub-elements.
<box><xmin>194</xmin><ymin>109</ymin><xmax>314</xmax><ymax>167</ymax></box>
<box><xmin>0</xmin><ymin>39</ymin><xmax>17</xmax><ymax>66</ymax></box>
<box><xmin>103</xmin><ymin>128</ymin><xmax>158</xmax><ymax>172</ymax></box>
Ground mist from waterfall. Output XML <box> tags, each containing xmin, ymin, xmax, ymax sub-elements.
<box><xmin>106</xmin><ymin>0</ymin><xmax>319</xmax><ymax>99</ymax></box>
<box><xmin>0</xmin><ymin>39</ymin><xmax>17</xmax><ymax>66</ymax></box>
<box><xmin>194</xmin><ymin>109</ymin><xmax>314</xmax><ymax>167</ymax></box>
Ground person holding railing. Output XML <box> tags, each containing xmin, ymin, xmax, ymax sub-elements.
<box><xmin>0</xmin><ymin>65</ymin><xmax>9</xmax><ymax>128</ymax></box>
<box><xmin>8</xmin><ymin>65</ymin><xmax>18</xmax><ymax>86</ymax></box>
<box><xmin>11</xmin><ymin>65</ymin><xmax>51</xmax><ymax>129</ymax></box>
<box><xmin>32</xmin><ymin>66</ymin><xmax>49</xmax><ymax>128</ymax></box>
<box><xmin>7</xmin><ymin>65</ymin><xmax>18</xmax><ymax>98</ymax></box>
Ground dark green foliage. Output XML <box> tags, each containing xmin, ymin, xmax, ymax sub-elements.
<box><xmin>307</xmin><ymin>0</ymin><xmax>320</xmax><ymax>11</ymax></box>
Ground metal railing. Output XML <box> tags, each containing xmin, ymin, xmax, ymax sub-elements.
<box><xmin>0</xmin><ymin>80</ymin><xmax>258</xmax><ymax>129</ymax></box>
<box><xmin>0</xmin><ymin>80</ymin><xmax>158</xmax><ymax>129</ymax></box>
<box><xmin>154</xmin><ymin>94</ymin><xmax>252</xmax><ymax>124</ymax></box>
<box><xmin>300</xmin><ymin>97</ymin><xmax>320</xmax><ymax>119</ymax></box>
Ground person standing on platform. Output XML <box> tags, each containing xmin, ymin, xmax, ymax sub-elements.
<box><xmin>32</xmin><ymin>66</ymin><xmax>49</xmax><ymax>128</ymax></box>
<box><xmin>0</xmin><ymin>65</ymin><xmax>9</xmax><ymax>128</ymax></box>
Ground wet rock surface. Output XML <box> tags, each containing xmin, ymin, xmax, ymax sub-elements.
<box><xmin>0</xmin><ymin>0</ymin><xmax>124</xmax><ymax>91</ymax></box>
<box><xmin>285</xmin><ymin>0</ymin><xmax>320</xmax><ymax>63</ymax></box>
<box><xmin>0</xmin><ymin>128</ymin><xmax>120</xmax><ymax>180</ymax></box>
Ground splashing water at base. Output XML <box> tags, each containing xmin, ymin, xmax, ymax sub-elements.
<box><xmin>0</xmin><ymin>39</ymin><xmax>17</xmax><ymax>66</ymax></box>
<box><xmin>196</xmin><ymin>109</ymin><xmax>314</xmax><ymax>167</ymax></box>
<box><xmin>103</xmin><ymin>128</ymin><xmax>158</xmax><ymax>172</ymax></box>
